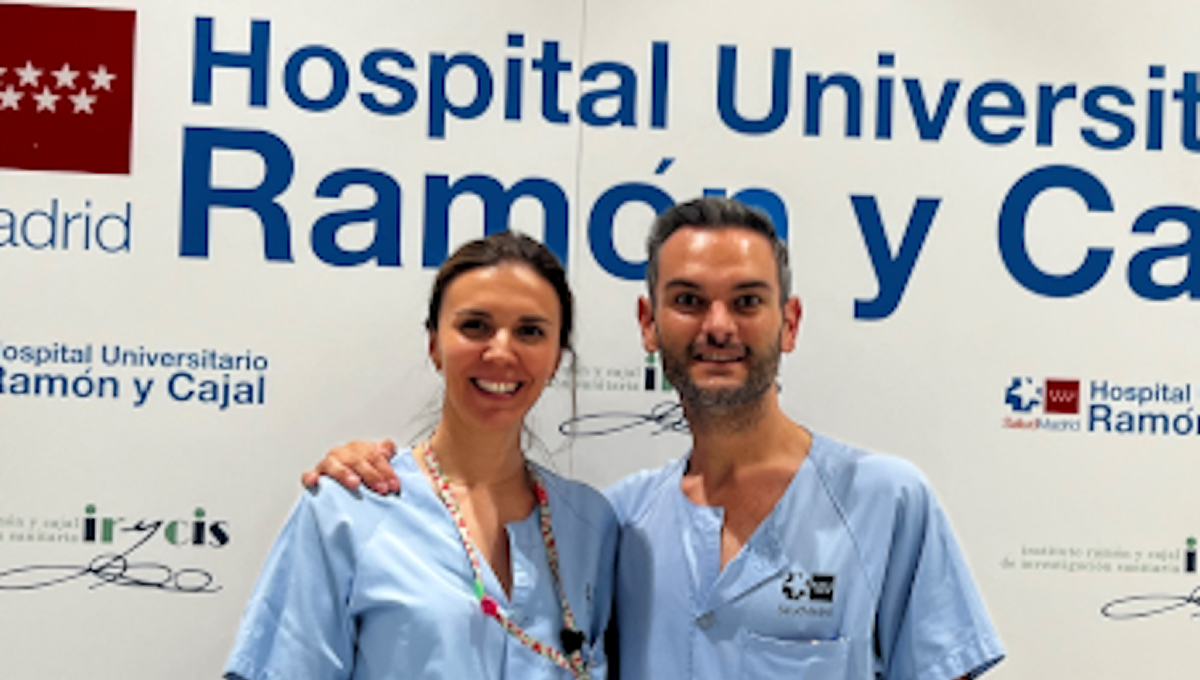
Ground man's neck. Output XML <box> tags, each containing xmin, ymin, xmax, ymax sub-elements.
<box><xmin>680</xmin><ymin>390</ymin><xmax>813</xmax><ymax>569</ymax></box>
<box><xmin>682</xmin><ymin>390</ymin><xmax>812</xmax><ymax>499</ymax></box>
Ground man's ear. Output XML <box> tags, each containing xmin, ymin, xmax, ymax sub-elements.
<box><xmin>780</xmin><ymin>296</ymin><xmax>802</xmax><ymax>353</ymax></box>
<box><xmin>637</xmin><ymin>296</ymin><xmax>659</xmax><ymax>352</ymax></box>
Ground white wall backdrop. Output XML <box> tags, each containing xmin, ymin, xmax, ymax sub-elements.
<box><xmin>2</xmin><ymin>1</ymin><xmax>1197</xmax><ymax>678</ymax></box>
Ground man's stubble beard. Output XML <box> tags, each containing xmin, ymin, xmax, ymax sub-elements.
<box><xmin>659</xmin><ymin>332</ymin><xmax>782</xmax><ymax>429</ymax></box>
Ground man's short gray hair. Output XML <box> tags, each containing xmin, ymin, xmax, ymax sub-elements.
<box><xmin>645</xmin><ymin>197</ymin><xmax>792</xmax><ymax>304</ymax></box>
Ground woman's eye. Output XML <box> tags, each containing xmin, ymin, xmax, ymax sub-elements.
<box><xmin>516</xmin><ymin>325</ymin><xmax>546</xmax><ymax>339</ymax></box>
<box><xmin>458</xmin><ymin>319</ymin><xmax>491</xmax><ymax>337</ymax></box>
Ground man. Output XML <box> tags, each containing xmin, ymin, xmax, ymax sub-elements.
<box><xmin>306</xmin><ymin>197</ymin><xmax>1004</xmax><ymax>679</ymax></box>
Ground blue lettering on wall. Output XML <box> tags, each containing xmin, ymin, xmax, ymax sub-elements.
<box><xmin>182</xmin><ymin>18</ymin><xmax>1200</xmax><ymax>317</ymax></box>
<box><xmin>852</xmin><ymin>196</ymin><xmax>940</xmax><ymax>320</ymax></box>
<box><xmin>998</xmin><ymin>165</ymin><xmax>1114</xmax><ymax>297</ymax></box>
<box><xmin>180</xmin><ymin>127</ymin><xmax>295</xmax><ymax>262</ymax></box>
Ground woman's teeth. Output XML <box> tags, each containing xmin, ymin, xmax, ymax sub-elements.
<box><xmin>476</xmin><ymin>379</ymin><xmax>519</xmax><ymax>394</ymax></box>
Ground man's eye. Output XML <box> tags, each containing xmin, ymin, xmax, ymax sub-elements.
<box><xmin>735</xmin><ymin>294</ymin><xmax>763</xmax><ymax>309</ymax></box>
<box><xmin>673</xmin><ymin>293</ymin><xmax>702</xmax><ymax>308</ymax></box>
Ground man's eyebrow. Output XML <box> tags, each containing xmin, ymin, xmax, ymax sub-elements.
<box><xmin>662</xmin><ymin>279</ymin><xmax>702</xmax><ymax>290</ymax></box>
<box><xmin>731</xmin><ymin>280</ymin><xmax>772</xmax><ymax>291</ymax></box>
<box><xmin>661</xmin><ymin>278</ymin><xmax>773</xmax><ymax>291</ymax></box>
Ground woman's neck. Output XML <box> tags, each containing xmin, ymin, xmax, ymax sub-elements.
<box><xmin>423</xmin><ymin>419</ymin><xmax>534</xmax><ymax>600</ymax></box>
<box><xmin>426</xmin><ymin>421</ymin><xmax>527</xmax><ymax>488</ymax></box>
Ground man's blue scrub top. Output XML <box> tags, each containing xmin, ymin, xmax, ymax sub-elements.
<box><xmin>224</xmin><ymin>449</ymin><xmax>617</xmax><ymax>680</ymax></box>
<box><xmin>607</xmin><ymin>433</ymin><xmax>1004</xmax><ymax>680</ymax></box>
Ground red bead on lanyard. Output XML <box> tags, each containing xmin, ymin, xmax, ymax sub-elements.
<box><xmin>421</xmin><ymin>443</ymin><xmax>590</xmax><ymax>680</ymax></box>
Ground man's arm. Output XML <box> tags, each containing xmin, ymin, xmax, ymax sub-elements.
<box><xmin>300</xmin><ymin>439</ymin><xmax>401</xmax><ymax>495</ymax></box>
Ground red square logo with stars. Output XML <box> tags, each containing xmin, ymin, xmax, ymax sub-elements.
<box><xmin>0</xmin><ymin>3</ymin><xmax>136</xmax><ymax>174</ymax></box>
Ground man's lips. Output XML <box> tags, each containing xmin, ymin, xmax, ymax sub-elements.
<box><xmin>692</xmin><ymin>350</ymin><xmax>747</xmax><ymax>364</ymax></box>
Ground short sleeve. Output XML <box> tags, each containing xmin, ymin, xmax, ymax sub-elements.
<box><xmin>873</xmin><ymin>469</ymin><xmax>1004</xmax><ymax>680</ymax></box>
<box><xmin>224</xmin><ymin>482</ymin><xmax>365</xmax><ymax>680</ymax></box>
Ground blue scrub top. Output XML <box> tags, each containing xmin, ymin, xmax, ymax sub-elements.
<box><xmin>225</xmin><ymin>449</ymin><xmax>617</xmax><ymax>680</ymax></box>
<box><xmin>607</xmin><ymin>433</ymin><xmax>1004</xmax><ymax>680</ymax></box>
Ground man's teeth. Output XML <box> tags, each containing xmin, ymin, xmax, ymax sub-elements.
<box><xmin>476</xmin><ymin>380</ymin><xmax>519</xmax><ymax>394</ymax></box>
<box><xmin>698</xmin><ymin>353</ymin><xmax>741</xmax><ymax>363</ymax></box>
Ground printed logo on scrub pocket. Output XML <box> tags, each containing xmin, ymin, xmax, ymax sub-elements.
<box><xmin>781</xmin><ymin>570</ymin><xmax>836</xmax><ymax>603</ymax></box>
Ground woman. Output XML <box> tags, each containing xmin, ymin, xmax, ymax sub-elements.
<box><xmin>224</xmin><ymin>232</ymin><xmax>616</xmax><ymax>680</ymax></box>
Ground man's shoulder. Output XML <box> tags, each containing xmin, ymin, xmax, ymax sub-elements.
<box><xmin>533</xmin><ymin>463</ymin><xmax>619</xmax><ymax>537</ymax></box>
<box><xmin>602</xmin><ymin>458</ymin><xmax>686</xmax><ymax>526</ymax></box>
<box><xmin>808</xmin><ymin>433</ymin><xmax>935</xmax><ymax>507</ymax></box>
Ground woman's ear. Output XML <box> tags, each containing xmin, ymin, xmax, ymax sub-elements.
<box><xmin>428</xmin><ymin>331</ymin><xmax>442</xmax><ymax>371</ymax></box>
<box><xmin>551</xmin><ymin>348</ymin><xmax>564</xmax><ymax>383</ymax></box>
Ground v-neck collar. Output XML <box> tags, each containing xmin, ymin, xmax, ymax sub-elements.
<box><xmin>671</xmin><ymin>440</ymin><xmax>821</xmax><ymax>611</ymax></box>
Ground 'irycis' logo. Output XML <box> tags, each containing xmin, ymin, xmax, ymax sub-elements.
<box><xmin>1099</xmin><ymin>537</ymin><xmax>1200</xmax><ymax>621</ymax></box>
<box><xmin>0</xmin><ymin>503</ymin><xmax>229</xmax><ymax>595</ymax></box>
<box><xmin>83</xmin><ymin>503</ymin><xmax>229</xmax><ymax>547</ymax></box>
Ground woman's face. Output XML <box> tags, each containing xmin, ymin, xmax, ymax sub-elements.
<box><xmin>430</xmin><ymin>263</ymin><xmax>564</xmax><ymax>434</ymax></box>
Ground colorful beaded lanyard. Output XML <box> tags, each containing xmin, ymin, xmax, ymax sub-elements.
<box><xmin>420</xmin><ymin>443</ymin><xmax>590</xmax><ymax>680</ymax></box>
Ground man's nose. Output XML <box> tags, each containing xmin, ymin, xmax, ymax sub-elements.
<box><xmin>701</xmin><ymin>301</ymin><xmax>736</xmax><ymax>343</ymax></box>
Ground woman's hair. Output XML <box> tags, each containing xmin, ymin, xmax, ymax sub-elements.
<box><xmin>424</xmin><ymin>231</ymin><xmax>574</xmax><ymax>351</ymax></box>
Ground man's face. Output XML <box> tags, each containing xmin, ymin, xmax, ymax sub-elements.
<box><xmin>638</xmin><ymin>226</ymin><xmax>800</xmax><ymax>413</ymax></box>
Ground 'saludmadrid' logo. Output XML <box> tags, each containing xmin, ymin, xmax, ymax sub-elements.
<box><xmin>1003</xmin><ymin>375</ymin><xmax>1198</xmax><ymax>436</ymax></box>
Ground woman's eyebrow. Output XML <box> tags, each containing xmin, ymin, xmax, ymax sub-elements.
<box><xmin>519</xmin><ymin>314</ymin><xmax>552</xmax><ymax>322</ymax></box>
